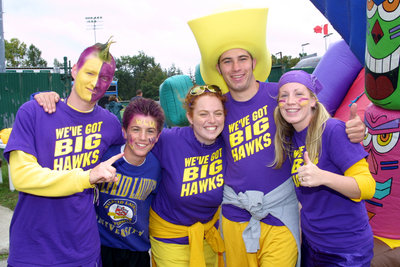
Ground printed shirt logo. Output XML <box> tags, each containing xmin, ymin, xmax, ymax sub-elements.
<box><xmin>53</xmin><ymin>122</ymin><xmax>104</xmax><ymax>170</ymax></box>
<box><xmin>180</xmin><ymin>147</ymin><xmax>224</xmax><ymax>197</ymax></box>
<box><xmin>106</xmin><ymin>199</ymin><xmax>137</xmax><ymax>226</ymax></box>
<box><xmin>97</xmin><ymin>174</ymin><xmax>157</xmax><ymax>238</ymax></box>
<box><xmin>227</xmin><ymin>105</ymin><xmax>272</xmax><ymax>162</ymax></box>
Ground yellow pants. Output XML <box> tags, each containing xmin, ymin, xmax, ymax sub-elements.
<box><xmin>150</xmin><ymin>236</ymin><xmax>218</xmax><ymax>267</ymax></box>
<box><xmin>222</xmin><ymin>216</ymin><xmax>297</xmax><ymax>267</ymax></box>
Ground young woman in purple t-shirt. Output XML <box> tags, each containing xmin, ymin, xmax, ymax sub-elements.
<box><xmin>149</xmin><ymin>85</ymin><xmax>226</xmax><ymax>267</ymax></box>
<box><xmin>272</xmin><ymin>70</ymin><xmax>376</xmax><ymax>266</ymax></box>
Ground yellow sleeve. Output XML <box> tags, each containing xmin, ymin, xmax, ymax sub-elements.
<box><xmin>9</xmin><ymin>150</ymin><xmax>94</xmax><ymax>197</ymax></box>
<box><xmin>344</xmin><ymin>158</ymin><xmax>376</xmax><ymax>202</ymax></box>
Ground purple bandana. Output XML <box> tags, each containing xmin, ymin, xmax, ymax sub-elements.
<box><xmin>278</xmin><ymin>70</ymin><xmax>323</xmax><ymax>95</ymax></box>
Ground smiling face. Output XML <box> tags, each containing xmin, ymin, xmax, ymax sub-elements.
<box><xmin>74</xmin><ymin>54</ymin><xmax>114</xmax><ymax>104</ymax></box>
<box><xmin>187</xmin><ymin>94</ymin><xmax>225</xmax><ymax>145</ymax></box>
<box><xmin>365</xmin><ymin>0</ymin><xmax>400</xmax><ymax>109</ymax></box>
<box><xmin>217</xmin><ymin>48</ymin><xmax>257</xmax><ymax>98</ymax></box>
<box><xmin>123</xmin><ymin>114</ymin><xmax>160</xmax><ymax>164</ymax></box>
<box><xmin>278</xmin><ymin>82</ymin><xmax>316</xmax><ymax>132</ymax></box>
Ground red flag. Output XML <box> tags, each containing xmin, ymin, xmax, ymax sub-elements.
<box><xmin>323</xmin><ymin>24</ymin><xmax>328</xmax><ymax>35</ymax></box>
<box><xmin>314</xmin><ymin>24</ymin><xmax>329</xmax><ymax>35</ymax></box>
<box><xmin>314</xmin><ymin>26</ymin><xmax>322</xmax><ymax>33</ymax></box>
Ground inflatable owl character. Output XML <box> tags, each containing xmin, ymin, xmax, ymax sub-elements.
<box><xmin>363</xmin><ymin>0</ymin><xmax>400</xmax><ymax>265</ymax></box>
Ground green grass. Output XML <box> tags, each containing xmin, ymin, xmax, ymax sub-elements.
<box><xmin>0</xmin><ymin>157</ymin><xmax>18</xmax><ymax>211</ymax></box>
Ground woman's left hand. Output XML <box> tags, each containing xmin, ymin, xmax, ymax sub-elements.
<box><xmin>298</xmin><ymin>151</ymin><xmax>324</xmax><ymax>187</ymax></box>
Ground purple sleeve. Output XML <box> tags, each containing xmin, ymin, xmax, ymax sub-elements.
<box><xmin>325</xmin><ymin>119</ymin><xmax>368</xmax><ymax>173</ymax></box>
<box><xmin>4</xmin><ymin>101</ymin><xmax>38</xmax><ymax>162</ymax></box>
<box><xmin>151</xmin><ymin>128</ymin><xmax>173</xmax><ymax>161</ymax></box>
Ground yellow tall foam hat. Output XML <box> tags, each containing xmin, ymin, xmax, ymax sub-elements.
<box><xmin>188</xmin><ymin>8</ymin><xmax>271</xmax><ymax>94</ymax></box>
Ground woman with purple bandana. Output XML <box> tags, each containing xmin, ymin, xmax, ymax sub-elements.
<box><xmin>272</xmin><ymin>70</ymin><xmax>376</xmax><ymax>266</ymax></box>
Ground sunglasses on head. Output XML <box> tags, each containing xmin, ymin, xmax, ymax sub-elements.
<box><xmin>189</xmin><ymin>85</ymin><xmax>222</xmax><ymax>96</ymax></box>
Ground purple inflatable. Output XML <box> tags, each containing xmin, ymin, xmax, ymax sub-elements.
<box><xmin>314</xmin><ymin>40</ymin><xmax>363</xmax><ymax>116</ymax></box>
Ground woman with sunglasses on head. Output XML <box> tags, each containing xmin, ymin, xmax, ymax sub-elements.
<box><xmin>272</xmin><ymin>70</ymin><xmax>375</xmax><ymax>266</ymax></box>
<box><xmin>149</xmin><ymin>84</ymin><xmax>226</xmax><ymax>267</ymax></box>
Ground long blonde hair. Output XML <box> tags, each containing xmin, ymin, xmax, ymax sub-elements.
<box><xmin>271</xmin><ymin>93</ymin><xmax>331</xmax><ymax>168</ymax></box>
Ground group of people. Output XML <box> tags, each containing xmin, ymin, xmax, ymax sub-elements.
<box><xmin>4</xmin><ymin>7</ymin><xmax>377</xmax><ymax>267</ymax></box>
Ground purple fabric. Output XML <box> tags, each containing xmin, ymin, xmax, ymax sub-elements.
<box><xmin>278</xmin><ymin>70</ymin><xmax>323</xmax><ymax>95</ymax></box>
<box><xmin>292</xmin><ymin>118</ymin><xmax>373</xmax><ymax>254</ymax></box>
<box><xmin>313</xmin><ymin>40</ymin><xmax>363</xmax><ymax>115</ymax></box>
<box><xmin>150</xmin><ymin>127</ymin><xmax>225</xmax><ymax>244</ymax></box>
<box><xmin>4</xmin><ymin>100</ymin><xmax>124</xmax><ymax>266</ymax></box>
<box><xmin>302</xmin><ymin>234</ymin><xmax>372</xmax><ymax>267</ymax></box>
<box><xmin>97</xmin><ymin>145</ymin><xmax>161</xmax><ymax>251</ymax></box>
<box><xmin>221</xmin><ymin>82</ymin><xmax>290</xmax><ymax>226</ymax></box>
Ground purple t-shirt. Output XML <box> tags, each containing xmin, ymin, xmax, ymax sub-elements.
<box><xmin>221</xmin><ymin>82</ymin><xmax>291</xmax><ymax>225</ymax></box>
<box><xmin>96</xmin><ymin>144</ymin><xmax>161</xmax><ymax>252</ymax></box>
<box><xmin>4</xmin><ymin>100</ymin><xmax>124</xmax><ymax>266</ymax></box>
<box><xmin>151</xmin><ymin>127</ymin><xmax>225</xmax><ymax>243</ymax></box>
<box><xmin>292</xmin><ymin>118</ymin><xmax>373</xmax><ymax>252</ymax></box>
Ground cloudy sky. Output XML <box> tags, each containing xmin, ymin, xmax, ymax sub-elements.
<box><xmin>2</xmin><ymin>0</ymin><xmax>341</xmax><ymax>73</ymax></box>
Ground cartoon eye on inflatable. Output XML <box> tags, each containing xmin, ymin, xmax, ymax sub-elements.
<box><xmin>378</xmin><ymin>0</ymin><xmax>400</xmax><ymax>21</ymax></box>
<box><xmin>363</xmin><ymin>131</ymin><xmax>373</xmax><ymax>147</ymax></box>
<box><xmin>372</xmin><ymin>131</ymin><xmax>399</xmax><ymax>153</ymax></box>
<box><xmin>367</xmin><ymin>0</ymin><xmax>378</xmax><ymax>19</ymax></box>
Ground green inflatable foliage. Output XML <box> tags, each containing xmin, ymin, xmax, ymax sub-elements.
<box><xmin>159</xmin><ymin>75</ymin><xmax>193</xmax><ymax>127</ymax></box>
<box><xmin>195</xmin><ymin>64</ymin><xmax>206</xmax><ymax>86</ymax></box>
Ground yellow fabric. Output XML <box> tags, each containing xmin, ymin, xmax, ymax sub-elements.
<box><xmin>149</xmin><ymin>207</ymin><xmax>225</xmax><ymax>267</ymax></box>
<box><xmin>375</xmin><ymin>236</ymin><xmax>400</xmax><ymax>249</ymax></box>
<box><xmin>344</xmin><ymin>158</ymin><xmax>376</xmax><ymax>202</ymax></box>
<box><xmin>9</xmin><ymin>150</ymin><xmax>93</xmax><ymax>196</ymax></box>
<box><xmin>188</xmin><ymin>8</ymin><xmax>271</xmax><ymax>94</ymax></box>
<box><xmin>150</xmin><ymin>236</ymin><xmax>218</xmax><ymax>267</ymax></box>
<box><xmin>0</xmin><ymin>128</ymin><xmax>12</xmax><ymax>144</ymax></box>
<box><xmin>66</xmin><ymin>101</ymin><xmax>94</xmax><ymax>113</ymax></box>
<box><xmin>222</xmin><ymin>216</ymin><xmax>297</xmax><ymax>267</ymax></box>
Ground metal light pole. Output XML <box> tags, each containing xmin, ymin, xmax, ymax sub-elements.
<box><xmin>85</xmin><ymin>16</ymin><xmax>103</xmax><ymax>43</ymax></box>
<box><xmin>0</xmin><ymin>0</ymin><xmax>5</xmax><ymax>73</ymax></box>
<box><xmin>301</xmin><ymin>43</ymin><xmax>310</xmax><ymax>55</ymax></box>
<box><xmin>276</xmin><ymin>52</ymin><xmax>282</xmax><ymax>65</ymax></box>
<box><xmin>324</xmin><ymin>33</ymin><xmax>333</xmax><ymax>51</ymax></box>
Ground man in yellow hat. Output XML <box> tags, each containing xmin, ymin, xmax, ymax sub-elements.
<box><xmin>189</xmin><ymin>8</ymin><xmax>366</xmax><ymax>267</ymax></box>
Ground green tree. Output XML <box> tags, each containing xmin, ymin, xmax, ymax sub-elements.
<box><xmin>5</xmin><ymin>38</ymin><xmax>48</xmax><ymax>67</ymax></box>
<box><xmin>166</xmin><ymin>64</ymin><xmax>183</xmax><ymax>77</ymax></box>
<box><xmin>115</xmin><ymin>51</ymin><xmax>180</xmax><ymax>100</ymax></box>
<box><xmin>53</xmin><ymin>58</ymin><xmax>64</xmax><ymax>68</ymax></box>
<box><xmin>271</xmin><ymin>54</ymin><xmax>300</xmax><ymax>69</ymax></box>
<box><xmin>24</xmin><ymin>44</ymin><xmax>47</xmax><ymax>67</ymax></box>
<box><xmin>5</xmin><ymin>38</ymin><xmax>27</xmax><ymax>67</ymax></box>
